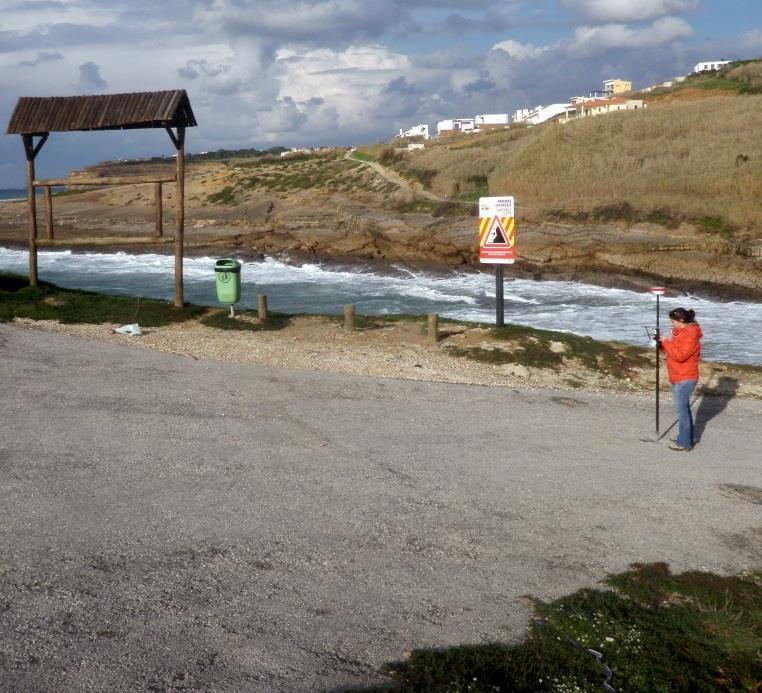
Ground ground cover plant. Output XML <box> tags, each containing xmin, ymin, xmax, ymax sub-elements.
<box><xmin>199</xmin><ymin>309</ymin><xmax>292</xmax><ymax>332</ymax></box>
<box><xmin>0</xmin><ymin>273</ymin><xmax>205</xmax><ymax>325</ymax></box>
<box><xmin>361</xmin><ymin>563</ymin><xmax>762</xmax><ymax>692</ymax></box>
<box><xmin>445</xmin><ymin>323</ymin><xmax>651</xmax><ymax>380</ymax></box>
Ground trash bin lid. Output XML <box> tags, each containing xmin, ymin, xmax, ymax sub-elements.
<box><xmin>214</xmin><ymin>259</ymin><xmax>241</xmax><ymax>273</ymax></box>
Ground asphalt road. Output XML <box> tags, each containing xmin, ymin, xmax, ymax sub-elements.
<box><xmin>1</xmin><ymin>323</ymin><xmax>760</xmax><ymax>692</ymax></box>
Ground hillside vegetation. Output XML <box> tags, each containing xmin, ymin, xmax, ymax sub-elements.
<box><xmin>357</xmin><ymin>91</ymin><xmax>762</xmax><ymax>238</ymax></box>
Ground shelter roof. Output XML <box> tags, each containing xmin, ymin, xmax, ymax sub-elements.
<box><xmin>6</xmin><ymin>90</ymin><xmax>196</xmax><ymax>135</ymax></box>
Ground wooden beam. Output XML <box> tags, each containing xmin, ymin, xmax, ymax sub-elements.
<box><xmin>36</xmin><ymin>237</ymin><xmax>175</xmax><ymax>247</ymax></box>
<box><xmin>33</xmin><ymin>175</ymin><xmax>176</xmax><ymax>187</ymax></box>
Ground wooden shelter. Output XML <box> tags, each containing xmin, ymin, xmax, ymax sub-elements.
<box><xmin>5</xmin><ymin>90</ymin><xmax>197</xmax><ymax>307</ymax></box>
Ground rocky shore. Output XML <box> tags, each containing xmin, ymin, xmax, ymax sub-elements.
<box><xmin>1</xmin><ymin>157</ymin><xmax>761</xmax><ymax>302</ymax></box>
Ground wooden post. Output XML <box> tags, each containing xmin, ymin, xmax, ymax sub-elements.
<box><xmin>22</xmin><ymin>134</ymin><xmax>47</xmax><ymax>286</ymax></box>
<box><xmin>173</xmin><ymin>127</ymin><xmax>185</xmax><ymax>307</ymax></box>
<box><xmin>258</xmin><ymin>293</ymin><xmax>268</xmax><ymax>320</ymax></box>
<box><xmin>428</xmin><ymin>313</ymin><xmax>439</xmax><ymax>344</ymax></box>
<box><xmin>155</xmin><ymin>182</ymin><xmax>163</xmax><ymax>237</ymax></box>
<box><xmin>344</xmin><ymin>304</ymin><xmax>355</xmax><ymax>331</ymax></box>
<box><xmin>43</xmin><ymin>186</ymin><xmax>53</xmax><ymax>240</ymax></box>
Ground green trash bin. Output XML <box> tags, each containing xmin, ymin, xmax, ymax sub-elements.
<box><xmin>214</xmin><ymin>259</ymin><xmax>241</xmax><ymax>305</ymax></box>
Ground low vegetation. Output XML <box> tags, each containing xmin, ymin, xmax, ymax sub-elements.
<box><xmin>445</xmin><ymin>323</ymin><xmax>651</xmax><ymax>380</ymax></box>
<box><xmin>350</xmin><ymin>63</ymin><xmax>762</xmax><ymax>236</ymax></box>
<box><xmin>0</xmin><ymin>273</ymin><xmax>203</xmax><ymax>325</ymax></box>
<box><xmin>362</xmin><ymin>563</ymin><xmax>762</xmax><ymax>692</ymax></box>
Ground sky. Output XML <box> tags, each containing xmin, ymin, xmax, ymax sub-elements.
<box><xmin>2</xmin><ymin>0</ymin><xmax>762</xmax><ymax>187</ymax></box>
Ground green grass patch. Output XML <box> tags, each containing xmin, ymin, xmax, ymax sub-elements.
<box><xmin>362</xmin><ymin>563</ymin><xmax>762</xmax><ymax>692</ymax></box>
<box><xmin>696</xmin><ymin>216</ymin><xmax>735</xmax><ymax>239</ymax></box>
<box><xmin>350</xmin><ymin>151</ymin><xmax>375</xmax><ymax>163</ymax></box>
<box><xmin>206</xmin><ymin>185</ymin><xmax>237</xmax><ymax>205</ymax></box>
<box><xmin>199</xmin><ymin>309</ymin><xmax>292</xmax><ymax>332</ymax></box>
<box><xmin>0</xmin><ymin>273</ymin><xmax>204</xmax><ymax>325</ymax></box>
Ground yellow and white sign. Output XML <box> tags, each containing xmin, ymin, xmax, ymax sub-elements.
<box><xmin>478</xmin><ymin>196</ymin><xmax>515</xmax><ymax>264</ymax></box>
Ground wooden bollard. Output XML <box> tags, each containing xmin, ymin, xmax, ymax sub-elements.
<box><xmin>258</xmin><ymin>293</ymin><xmax>268</xmax><ymax>320</ymax></box>
<box><xmin>344</xmin><ymin>304</ymin><xmax>355</xmax><ymax>331</ymax></box>
<box><xmin>428</xmin><ymin>313</ymin><xmax>439</xmax><ymax>344</ymax></box>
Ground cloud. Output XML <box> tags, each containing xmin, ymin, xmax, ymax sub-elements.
<box><xmin>77</xmin><ymin>61</ymin><xmax>107</xmax><ymax>91</ymax></box>
<box><xmin>15</xmin><ymin>50</ymin><xmax>63</xmax><ymax>67</ymax></box>
<box><xmin>193</xmin><ymin>1</ymin><xmax>406</xmax><ymax>46</ymax></box>
<box><xmin>571</xmin><ymin>16</ymin><xmax>693</xmax><ymax>56</ymax></box>
<box><xmin>491</xmin><ymin>39</ymin><xmax>550</xmax><ymax>61</ymax></box>
<box><xmin>561</xmin><ymin>0</ymin><xmax>699</xmax><ymax>23</ymax></box>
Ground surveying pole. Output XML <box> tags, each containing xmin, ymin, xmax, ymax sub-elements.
<box><xmin>649</xmin><ymin>287</ymin><xmax>666</xmax><ymax>434</ymax></box>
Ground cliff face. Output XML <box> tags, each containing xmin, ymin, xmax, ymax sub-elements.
<box><xmin>1</xmin><ymin>157</ymin><xmax>761</xmax><ymax>300</ymax></box>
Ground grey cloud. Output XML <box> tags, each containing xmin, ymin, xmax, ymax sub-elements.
<box><xmin>77</xmin><ymin>61</ymin><xmax>107</xmax><ymax>91</ymax></box>
<box><xmin>8</xmin><ymin>1</ymin><xmax>67</xmax><ymax>10</ymax></box>
<box><xmin>177</xmin><ymin>59</ymin><xmax>230</xmax><ymax>80</ymax></box>
<box><xmin>382</xmin><ymin>76</ymin><xmax>423</xmax><ymax>97</ymax></box>
<box><xmin>561</xmin><ymin>0</ymin><xmax>699</xmax><ymax>24</ymax></box>
<box><xmin>195</xmin><ymin>1</ymin><xmax>409</xmax><ymax>45</ymax></box>
<box><xmin>15</xmin><ymin>50</ymin><xmax>63</xmax><ymax>67</ymax></box>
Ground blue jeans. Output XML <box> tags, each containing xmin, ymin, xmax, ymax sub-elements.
<box><xmin>672</xmin><ymin>379</ymin><xmax>697</xmax><ymax>448</ymax></box>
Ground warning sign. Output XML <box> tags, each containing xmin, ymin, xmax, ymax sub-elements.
<box><xmin>478</xmin><ymin>196</ymin><xmax>515</xmax><ymax>264</ymax></box>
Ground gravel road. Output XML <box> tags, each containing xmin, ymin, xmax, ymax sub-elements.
<box><xmin>1</xmin><ymin>323</ymin><xmax>760</xmax><ymax>691</ymax></box>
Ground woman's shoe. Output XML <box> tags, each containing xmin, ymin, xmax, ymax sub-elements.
<box><xmin>668</xmin><ymin>441</ymin><xmax>692</xmax><ymax>451</ymax></box>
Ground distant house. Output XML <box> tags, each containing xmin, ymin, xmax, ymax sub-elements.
<box><xmin>575</xmin><ymin>98</ymin><xmax>645</xmax><ymax>119</ymax></box>
<box><xmin>513</xmin><ymin>103</ymin><xmax>573</xmax><ymax>125</ymax></box>
<box><xmin>475</xmin><ymin>113</ymin><xmax>509</xmax><ymax>129</ymax></box>
<box><xmin>398</xmin><ymin>123</ymin><xmax>429</xmax><ymax>140</ymax></box>
<box><xmin>436</xmin><ymin>118</ymin><xmax>476</xmax><ymax>136</ymax></box>
<box><xmin>693</xmin><ymin>60</ymin><xmax>731</xmax><ymax>73</ymax></box>
<box><xmin>602</xmin><ymin>79</ymin><xmax>632</xmax><ymax>96</ymax></box>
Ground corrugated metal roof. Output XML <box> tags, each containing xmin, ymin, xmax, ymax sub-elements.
<box><xmin>6</xmin><ymin>90</ymin><xmax>197</xmax><ymax>135</ymax></box>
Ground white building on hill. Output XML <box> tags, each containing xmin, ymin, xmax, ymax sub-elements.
<box><xmin>512</xmin><ymin>103</ymin><xmax>573</xmax><ymax>125</ymax></box>
<box><xmin>398</xmin><ymin>123</ymin><xmax>429</xmax><ymax>139</ymax></box>
<box><xmin>693</xmin><ymin>60</ymin><xmax>731</xmax><ymax>73</ymax></box>
<box><xmin>475</xmin><ymin>113</ymin><xmax>509</xmax><ymax>128</ymax></box>
<box><xmin>437</xmin><ymin>118</ymin><xmax>476</xmax><ymax>135</ymax></box>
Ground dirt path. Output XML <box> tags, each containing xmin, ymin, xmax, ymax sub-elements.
<box><xmin>346</xmin><ymin>150</ymin><xmax>445</xmax><ymax>202</ymax></box>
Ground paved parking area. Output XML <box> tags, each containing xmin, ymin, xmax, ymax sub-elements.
<box><xmin>1</xmin><ymin>323</ymin><xmax>760</xmax><ymax>691</ymax></box>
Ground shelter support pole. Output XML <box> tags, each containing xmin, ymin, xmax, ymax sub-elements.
<box><xmin>155</xmin><ymin>182</ymin><xmax>163</xmax><ymax>237</ymax></box>
<box><xmin>169</xmin><ymin>126</ymin><xmax>186</xmax><ymax>307</ymax></box>
<box><xmin>44</xmin><ymin>186</ymin><xmax>54</xmax><ymax>239</ymax></box>
<box><xmin>22</xmin><ymin>133</ymin><xmax>48</xmax><ymax>286</ymax></box>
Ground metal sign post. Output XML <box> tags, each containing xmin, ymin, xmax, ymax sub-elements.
<box><xmin>478</xmin><ymin>196</ymin><xmax>515</xmax><ymax>327</ymax></box>
<box><xmin>649</xmin><ymin>287</ymin><xmax>666</xmax><ymax>433</ymax></box>
<box><xmin>496</xmin><ymin>265</ymin><xmax>504</xmax><ymax>327</ymax></box>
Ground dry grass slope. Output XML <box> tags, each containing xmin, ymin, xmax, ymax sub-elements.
<box><xmin>377</xmin><ymin>95</ymin><xmax>762</xmax><ymax>235</ymax></box>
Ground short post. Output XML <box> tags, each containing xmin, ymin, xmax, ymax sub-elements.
<box><xmin>258</xmin><ymin>293</ymin><xmax>268</xmax><ymax>321</ymax></box>
<box><xmin>344</xmin><ymin>303</ymin><xmax>355</xmax><ymax>331</ymax></box>
<box><xmin>428</xmin><ymin>313</ymin><xmax>439</xmax><ymax>344</ymax></box>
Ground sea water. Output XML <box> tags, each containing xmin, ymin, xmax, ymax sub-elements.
<box><xmin>0</xmin><ymin>247</ymin><xmax>759</xmax><ymax>366</ymax></box>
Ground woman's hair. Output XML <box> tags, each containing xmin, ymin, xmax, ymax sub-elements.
<box><xmin>669</xmin><ymin>307</ymin><xmax>696</xmax><ymax>323</ymax></box>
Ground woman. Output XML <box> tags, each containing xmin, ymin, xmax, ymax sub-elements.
<box><xmin>658</xmin><ymin>308</ymin><xmax>703</xmax><ymax>451</ymax></box>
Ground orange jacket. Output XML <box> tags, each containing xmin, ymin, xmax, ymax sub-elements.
<box><xmin>660</xmin><ymin>322</ymin><xmax>702</xmax><ymax>383</ymax></box>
